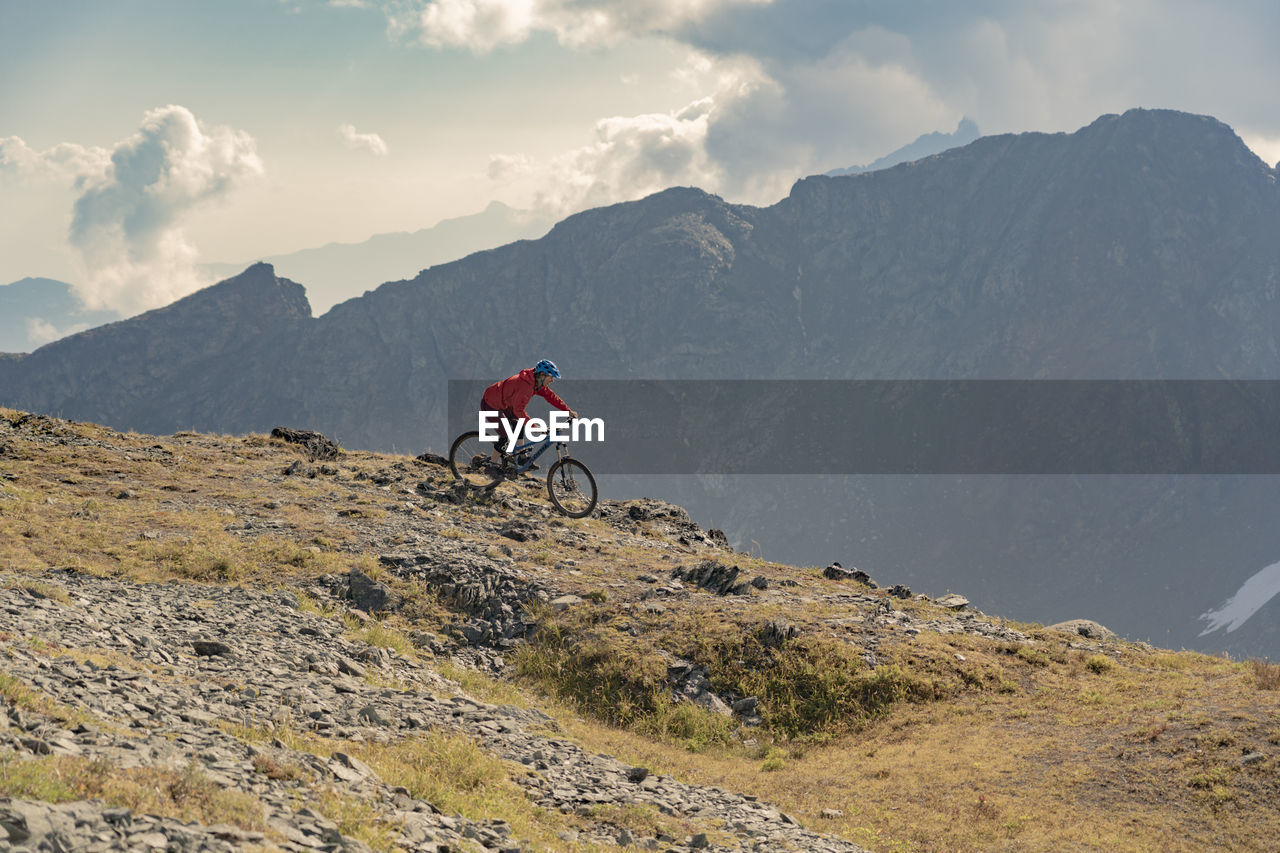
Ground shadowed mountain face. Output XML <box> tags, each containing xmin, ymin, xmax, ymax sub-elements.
<box><xmin>0</xmin><ymin>266</ymin><xmax>311</xmax><ymax>430</ymax></box>
<box><xmin>3</xmin><ymin>108</ymin><xmax>1280</xmax><ymax>655</ymax></box>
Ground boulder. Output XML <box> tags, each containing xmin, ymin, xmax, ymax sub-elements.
<box><xmin>759</xmin><ymin>620</ymin><xmax>798</xmax><ymax>648</ymax></box>
<box><xmin>1046</xmin><ymin>618</ymin><xmax>1117</xmax><ymax>640</ymax></box>
<box><xmin>270</xmin><ymin>427</ymin><xmax>340</xmax><ymax>461</ymax></box>
<box><xmin>822</xmin><ymin>562</ymin><xmax>877</xmax><ymax>587</ymax></box>
<box><xmin>348</xmin><ymin>569</ymin><xmax>393</xmax><ymax>613</ymax></box>
<box><xmin>671</xmin><ymin>560</ymin><xmax>752</xmax><ymax>596</ymax></box>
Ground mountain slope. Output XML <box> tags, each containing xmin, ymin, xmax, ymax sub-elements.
<box><xmin>8</xmin><ymin>110</ymin><xmax>1278</xmax><ymax>431</ymax></box>
<box><xmin>3</xmin><ymin>108</ymin><xmax>1280</xmax><ymax>658</ymax></box>
<box><xmin>1</xmin><ymin>411</ymin><xmax>1278</xmax><ymax>851</ymax></box>
<box><xmin>0</xmin><ymin>263</ymin><xmax>310</xmax><ymax>433</ymax></box>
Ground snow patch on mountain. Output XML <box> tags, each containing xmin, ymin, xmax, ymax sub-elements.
<box><xmin>1199</xmin><ymin>560</ymin><xmax>1280</xmax><ymax>635</ymax></box>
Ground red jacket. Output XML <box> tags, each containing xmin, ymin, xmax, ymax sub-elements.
<box><xmin>482</xmin><ymin>368</ymin><xmax>569</xmax><ymax>418</ymax></box>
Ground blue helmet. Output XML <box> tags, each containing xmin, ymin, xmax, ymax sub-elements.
<box><xmin>533</xmin><ymin>359</ymin><xmax>560</xmax><ymax>378</ymax></box>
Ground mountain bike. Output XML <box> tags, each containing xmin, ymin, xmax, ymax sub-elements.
<box><xmin>448</xmin><ymin>430</ymin><xmax>598</xmax><ymax>518</ymax></box>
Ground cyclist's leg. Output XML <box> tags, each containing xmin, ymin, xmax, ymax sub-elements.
<box><xmin>492</xmin><ymin>408</ymin><xmax>521</xmax><ymax>463</ymax></box>
<box><xmin>478</xmin><ymin>399</ymin><xmax>509</xmax><ymax>465</ymax></box>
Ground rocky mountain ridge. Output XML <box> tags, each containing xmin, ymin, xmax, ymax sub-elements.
<box><xmin>3</xmin><ymin>108</ymin><xmax>1280</xmax><ymax>657</ymax></box>
<box><xmin>8</xmin><ymin>109</ymin><xmax>1280</xmax><ymax>440</ymax></box>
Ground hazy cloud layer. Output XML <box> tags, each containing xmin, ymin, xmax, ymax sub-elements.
<box><xmin>338</xmin><ymin>123</ymin><xmax>389</xmax><ymax>156</ymax></box>
<box><xmin>384</xmin><ymin>0</ymin><xmax>773</xmax><ymax>51</ymax></box>
<box><xmin>0</xmin><ymin>136</ymin><xmax>110</xmax><ymax>184</ymax></box>
<box><xmin>402</xmin><ymin>0</ymin><xmax>1280</xmax><ymax>207</ymax></box>
<box><xmin>70</xmin><ymin>106</ymin><xmax>263</xmax><ymax>315</ymax></box>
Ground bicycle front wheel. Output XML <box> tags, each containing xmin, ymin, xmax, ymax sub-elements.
<box><xmin>449</xmin><ymin>430</ymin><xmax>502</xmax><ymax>489</ymax></box>
<box><xmin>546</xmin><ymin>458</ymin><xmax>597</xmax><ymax>518</ymax></box>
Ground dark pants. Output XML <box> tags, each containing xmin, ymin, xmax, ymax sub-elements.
<box><xmin>480</xmin><ymin>400</ymin><xmax>521</xmax><ymax>453</ymax></box>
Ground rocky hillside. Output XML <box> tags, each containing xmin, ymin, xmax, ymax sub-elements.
<box><xmin>2</xmin><ymin>409</ymin><xmax>1279</xmax><ymax>851</ymax></box>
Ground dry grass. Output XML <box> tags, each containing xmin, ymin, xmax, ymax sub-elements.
<box><xmin>4</xmin><ymin>578</ymin><xmax>72</xmax><ymax>605</ymax></box>
<box><xmin>0</xmin><ymin>670</ymin><xmax>101</xmax><ymax>729</ymax></box>
<box><xmin>1248</xmin><ymin>658</ymin><xmax>1280</xmax><ymax>690</ymax></box>
<box><xmin>0</xmin><ymin>754</ymin><xmax>266</xmax><ymax>832</ymax></box>
<box><xmin>516</xmin><ymin>642</ymin><xmax>1280</xmax><ymax>853</ymax></box>
<box><xmin>0</xmin><ymin>421</ymin><xmax>370</xmax><ymax>588</ymax></box>
<box><xmin>225</xmin><ymin>720</ymin><xmax>605</xmax><ymax>852</ymax></box>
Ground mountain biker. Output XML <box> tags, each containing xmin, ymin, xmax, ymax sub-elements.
<box><xmin>481</xmin><ymin>360</ymin><xmax>577</xmax><ymax>470</ymax></box>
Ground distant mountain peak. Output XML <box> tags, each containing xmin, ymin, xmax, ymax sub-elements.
<box><xmin>0</xmin><ymin>276</ymin><xmax>119</xmax><ymax>354</ymax></box>
<box><xmin>183</xmin><ymin>263</ymin><xmax>310</xmax><ymax>319</ymax></box>
<box><xmin>202</xmin><ymin>204</ymin><xmax>556</xmax><ymax>315</ymax></box>
<box><xmin>826</xmin><ymin>117</ymin><xmax>982</xmax><ymax>177</ymax></box>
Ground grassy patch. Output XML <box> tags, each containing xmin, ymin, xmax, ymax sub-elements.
<box><xmin>5</xmin><ymin>579</ymin><xmax>72</xmax><ymax>605</ymax></box>
<box><xmin>0</xmin><ymin>754</ymin><xmax>265</xmax><ymax>831</ymax></box>
<box><xmin>226</xmin><ymin>720</ymin><xmax>599</xmax><ymax>852</ymax></box>
<box><xmin>1086</xmin><ymin>654</ymin><xmax>1114</xmax><ymax>674</ymax></box>
<box><xmin>695</xmin><ymin>631</ymin><xmax>945</xmax><ymax>740</ymax></box>
<box><xmin>0</xmin><ymin>671</ymin><xmax>98</xmax><ymax>728</ymax></box>
<box><xmin>435</xmin><ymin>659</ymin><xmax>532</xmax><ymax>709</ymax></box>
<box><xmin>306</xmin><ymin>785</ymin><xmax>399</xmax><ymax>851</ymax></box>
<box><xmin>515</xmin><ymin>605</ymin><xmax>946</xmax><ymax>746</ymax></box>
<box><xmin>1249</xmin><ymin>659</ymin><xmax>1280</xmax><ymax>690</ymax></box>
<box><xmin>344</xmin><ymin>617</ymin><xmax>417</xmax><ymax>659</ymax></box>
<box><xmin>251</xmin><ymin>752</ymin><xmax>308</xmax><ymax>781</ymax></box>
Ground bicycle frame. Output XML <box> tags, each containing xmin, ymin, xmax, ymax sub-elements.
<box><xmin>505</xmin><ymin>437</ymin><xmax>570</xmax><ymax>474</ymax></box>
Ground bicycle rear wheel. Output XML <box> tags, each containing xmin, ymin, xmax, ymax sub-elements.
<box><xmin>449</xmin><ymin>430</ymin><xmax>502</xmax><ymax>489</ymax></box>
<box><xmin>546</xmin><ymin>458</ymin><xmax>597</xmax><ymax>518</ymax></box>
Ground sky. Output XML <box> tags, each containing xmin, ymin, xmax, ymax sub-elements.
<box><xmin>3</xmin><ymin>0</ymin><xmax>1280</xmax><ymax>316</ymax></box>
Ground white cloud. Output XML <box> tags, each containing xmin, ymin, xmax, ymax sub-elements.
<box><xmin>25</xmin><ymin>317</ymin><xmax>91</xmax><ymax>349</ymax></box>
<box><xmin>338</xmin><ymin>123</ymin><xmax>389</xmax><ymax>156</ymax></box>
<box><xmin>487</xmin><ymin>153</ymin><xmax>534</xmax><ymax>181</ymax></box>
<box><xmin>705</xmin><ymin>29</ymin><xmax>957</xmax><ymax>200</ymax></box>
<box><xmin>487</xmin><ymin>50</ymin><xmax>770</xmax><ymax>213</ymax></box>
<box><xmin>0</xmin><ymin>136</ymin><xmax>110</xmax><ymax>184</ymax></box>
<box><xmin>495</xmin><ymin>97</ymin><xmax>722</xmax><ymax>216</ymax></box>
<box><xmin>383</xmin><ymin>0</ymin><xmax>773</xmax><ymax>52</ymax></box>
<box><xmin>1240</xmin><ymin>133</ymin><xmax>1280</xmax><ymax>168</ymax></box>
<box><xmin>69</xmin><ymin>105</ymin><xmax>264</xmax><ymax>315</ymax></box>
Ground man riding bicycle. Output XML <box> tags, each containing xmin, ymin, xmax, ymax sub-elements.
<box><xmin>481</xmin><ymin>360</ymin><xmax>578</xmax><ymax>471</ymax></box>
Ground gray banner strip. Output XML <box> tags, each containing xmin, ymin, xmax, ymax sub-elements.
<box><xmin>448</xmin><ymin>380</ymin><xmax>1280</xmax><ymax>474</ymax></box>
